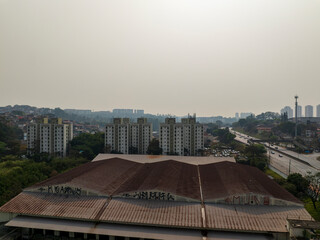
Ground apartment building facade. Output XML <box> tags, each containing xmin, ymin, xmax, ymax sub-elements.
<box><xmin>105</xmin><ymin>118</ymin><xmax>152</xmax><ymax>154</ymax></box>
<box><xmin>281</xmin><ymin>106</ymin><xmax>293</xmax><ymax>119</ymax></box>
<box><xmin>305</xmin><ymin>105</ymin><xmax>314</xmax><ymax>118</ymax></box>
<box><xmin>159</xmin><ymin>117</ymin><xmax>204</xmax><ymax>156</ymax></box>
<box><xmin>27</xmin><ymin>118</ymin><xmax>73</xmax><ymax>157</ymax></box>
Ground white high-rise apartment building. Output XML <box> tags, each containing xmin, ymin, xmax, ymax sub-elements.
<box><xmin>280</xmin><ymin>106</ymin><xmax>293</xmax><ymax>119</ymax></box>
<box><xmin>159</xmin><ymin>117</ymin><xmax>204</xmax><ymax>156</ymax></box>
<box><xmin>305</xmin><ymin>105</ymin><xmax>314</xmax><ymax>118</ymax></box>
<box><xmin>316</xmin><ymin>104</ymin><xmax>320</xmax><ymax>117</ymax></box>
<box><xmin>105</xmin><ymin>118</ymin><xmax>152</xmax><ymax>154</ymax></box>
<box><xmin>240</xmin><ymin>112</ymin><xmax>253</xmax><ymax>119</ymax></box>
<box><xmin>27</xmin><ymin>118</ymin><xmax>73</xmax><ymax>157</ymax></box>
<box><xmin>297</xmin><ymin>105</ymin><xmax>302</xmax><ymax>118</ymax></box>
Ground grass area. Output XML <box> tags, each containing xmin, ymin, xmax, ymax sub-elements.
<box><xmin>265</xmin><ymin>168</ymin><xmax>285</xmax><ymax>181</ymax></box>
<box><xmin>303</xmin><ymin>198</ymin><xmax>320</xmax><ymax>221</ymax></box>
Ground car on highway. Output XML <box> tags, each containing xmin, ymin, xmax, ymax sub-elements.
<box><xmin>279</xmin><ymin>154</ymin><xmax>283</xmax><ymax>157</ymax></box>
<box><xmin>275</xmin><ymin>147</ymin><xmax>278</xmax><ymax>150</ymax></box>
<box><xmin>271</xmin><ymin>151</ymin><xmax>275</xmax><ymax>154</ymax></box>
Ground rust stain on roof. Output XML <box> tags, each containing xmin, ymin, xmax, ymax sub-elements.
<box><xmin>0</xmin><ymin>192</ymin><xmax>311</xmax><ymax>233</ymax></box>
<box><xmin>199</xmin><ymin>162</ymin><xmax>301</xmax><ymax>204</ymax></box>
<box><xmin>205</xmin><ymin>204</ymin><xmax>311</xmax><ymax>232</ymax></box>
<box><xmin>0</xmin><ymin>192</ymin><xmax>107</xmax><ymax>220</ymax></box>
<box><xmin>100</xmin><ymin>198</ymin><xmax>203</xmax><ymax>228</ymax></box>
<box><xmin>113</xmin><ymin>160</ymin><xmax>201</xmax><ymax>201</ymax></box>
<box><xmin>27</xmin><ymin>159</ymin><xmax>302</xmax><ymax>204</ymax></box>
<box><xmin>29</xmin><ymin>158</ymin><xmax>143</xmax><ymax>196</ymax></box>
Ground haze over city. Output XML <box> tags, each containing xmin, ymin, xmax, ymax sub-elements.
<box><xmin>1</xmin><ymin>0</ymin><xmax>320</xmax><ymax>117</ymax></box>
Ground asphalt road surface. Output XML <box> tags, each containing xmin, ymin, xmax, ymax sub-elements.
<box><xmin>231</xmin><ymin>130</ymin><xmax>319</xmax><ymax>177</ymax></box>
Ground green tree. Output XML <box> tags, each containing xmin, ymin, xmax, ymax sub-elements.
<box><xmin>0</xmin><ymin>141</ymin><xmax>7</xmax><ymax>156</ymax></box>
<box><xmin>0</xmin><ymin>117</ymin><xmax>23</xmax><ymax>156</ymax></box>
<box><xmin>287</xmin><ymin>173</ymin><xmax>310</xmax><ymax>197</ymax></box>
<box><xmin>243</xmin><ymin>144</ymin><xmax>268</xmax><ymax>171</ymax></box>
<box><xmin>69</xmin><ymin>132</ymin><xmax>104</xmax><ymax>160</ymax></box>
<box><xmin>147</xmin><ymin>139</ymin><xmax>162</xmax><ymax>155</ymax></box>
<box><xmin>129</xmin><ymin>146</ymin><xmax>138</xmax><ymax>154</ymax></box>
<box><xmin>244</xmin><ymin>144</ymin><xmax>266</xmax><ymax>159</ymax></box>
<box><xmin>211</xmin><ymin>128</ymin><xmax>235</xmax><ymax>145</ymax></box>
<box><xmin>305</xmin><ymin>172</ymin><xmax>320</xmax><ymax>209</ymax></box>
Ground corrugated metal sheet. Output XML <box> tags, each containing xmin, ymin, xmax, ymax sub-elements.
<box><xmin>0</xmin><ymin>192</ymin><xmax>313</xmax><ymax>234</ymax></box>
<box><xmin>99</xmin><ymin>198</ymin><xmax>203</xmax><ymax>228</ymax></box>
<box><xmin>6</xmin><ymin>216</ymin><xmax>204</xmax><ymax>240</ymax></box>
<box><xmin>199</xmin><ymin>162</ymin><xmax>302</xmax><ymax>204</ymax></box>
<box><xmin>0</xmin><ymin>192</ymin><xmax>107</xmax><ymax>220</ymax></box>
<box><xmin>205</xmin><ymin>204</ymin><xmax>312</xmax><ymax>233</ymax></box>
<box><xmin>27</xmin><ymin>158</ymin><xmax>302</xmax><ymax>205</ymax></box>
<box><xmin>28</xmin><ymin>158</ymin><xmax>143</xmax><ymax>196</ymax></box>
<box><xmin>113</xmin><ymin>160</ymin><xmax>201</xmax><ymax>201</ymax></box>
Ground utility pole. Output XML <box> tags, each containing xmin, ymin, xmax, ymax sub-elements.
<box><xmin>289</xmin><ymin>159</ymin><xmax>291</xmax><ymax>175</ymax></box>
<box><xmin>295</xmin><ymin>95</ymin><xmax>298</xmax><ymax>139</ymax></box>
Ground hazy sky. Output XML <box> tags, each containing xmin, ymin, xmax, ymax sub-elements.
<box><xmin>1</xmin><ymin>0</ymin><xmax>319</xmax><ymax>117</ymax></box>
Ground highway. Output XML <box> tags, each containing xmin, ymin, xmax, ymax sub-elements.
<box><xmin>231</xmin><ymin>130</ymin><xmax>319</xmax><ymax>177</ymax></box>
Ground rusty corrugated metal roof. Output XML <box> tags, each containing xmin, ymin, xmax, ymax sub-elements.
<box><xmin>205</xmin><ymin>203</ymin><xmax>311</xmax><ymax>232</ymax></box>
<box><xmin>6</xmin><ymin>216</ymin><xmax>204</xmax><ymax>240</ymax></box>
<box><xmin>113</xmin><ymin>160</ymin><xmax>201</xmax><ymax>201</ymax></box>
<box><xmin>199</xmin><ymin>162</ymin><xmax>301</xmax><ymax>204</ymax></box>
<box><xmin>0</xmin><ymin>192</ymin><xmax>202</xmax><ymax>229</ymax></box>
<box><xmin>100</xmin><ymin>198</ymin><xmax>203</xmax><ymax>228</ymax></box>
<box><xmin>29</xmin><ymin>158</ymin><xmax>143</xmax><ymax>195</ymax></box>
<box><xmin>28</xmin><ymin>159</ymin><xmax>302</xmax><ymax>204</ymax></box>
<box><xmin>0</xmin><ymin>192</ymin><xmax>107</xmax><ymax>220</ymax></box>
<box><xmin>0</xmin><ymin>191</ymin><xmax>312</xmax><ymax>233</ymax></box>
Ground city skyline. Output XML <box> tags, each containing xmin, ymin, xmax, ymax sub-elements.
<box><xmin>1</xmin><ymin>0</ymin><xmax>320</xmax><ymax>117</ymax></box>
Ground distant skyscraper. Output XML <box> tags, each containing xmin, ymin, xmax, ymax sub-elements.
<box><xmin>235</xmin><ymin>113</ymin><xmax>239</xmax><ymax>119</ymax></box>
<box><xmin>297</xmin><ymin>105</ymin><xmax>302</xmax><ymax>118</ymax></box>
<box><xmin>317</xmin><ymin>104</ymin><xmax>320</xmax><ymax>117</ymax></box>
<box><xmin>240</xmin><ymin>112</ymin><xmax>253</xmax><ymax>119</ymax></box>
<box><xmin>305</xmin><ymin>105</ymin><xmax>314</xmax><ymax>118</ymax></box>
<box><xmin>280</xmin><ymin>106</ymin><xmax>293</xmax><ymax>119</ymax></box>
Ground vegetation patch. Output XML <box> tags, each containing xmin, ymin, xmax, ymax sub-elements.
<box><xmin>265</xmin><ymin>168</ymin><xmax>285</xmax><ymax>181</ymax></box>
<box><xmin>304</xmin><ymin>198</ymin><xmax>320</xmax><ymax>221</ymax></box>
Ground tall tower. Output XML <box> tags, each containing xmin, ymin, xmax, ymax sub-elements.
<box><xmin>295</xmin><ymin>95</ymin><xmax>298</xmax><ymax>139</ymax></box>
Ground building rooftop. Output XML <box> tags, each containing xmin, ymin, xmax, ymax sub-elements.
<box><xmin>0</xmin><ymin>156</ymin><xmax>313</xmax><ymax>236</ymax></box>
<box><xmin>27</xmin><ymin>157</ymin><xmax>301</xmax><ymax>204</ymax></box>
<box><xmin>92</xmin><ymin>153</ymin><xmax>236</xmax><ymax>164</ymax></box>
